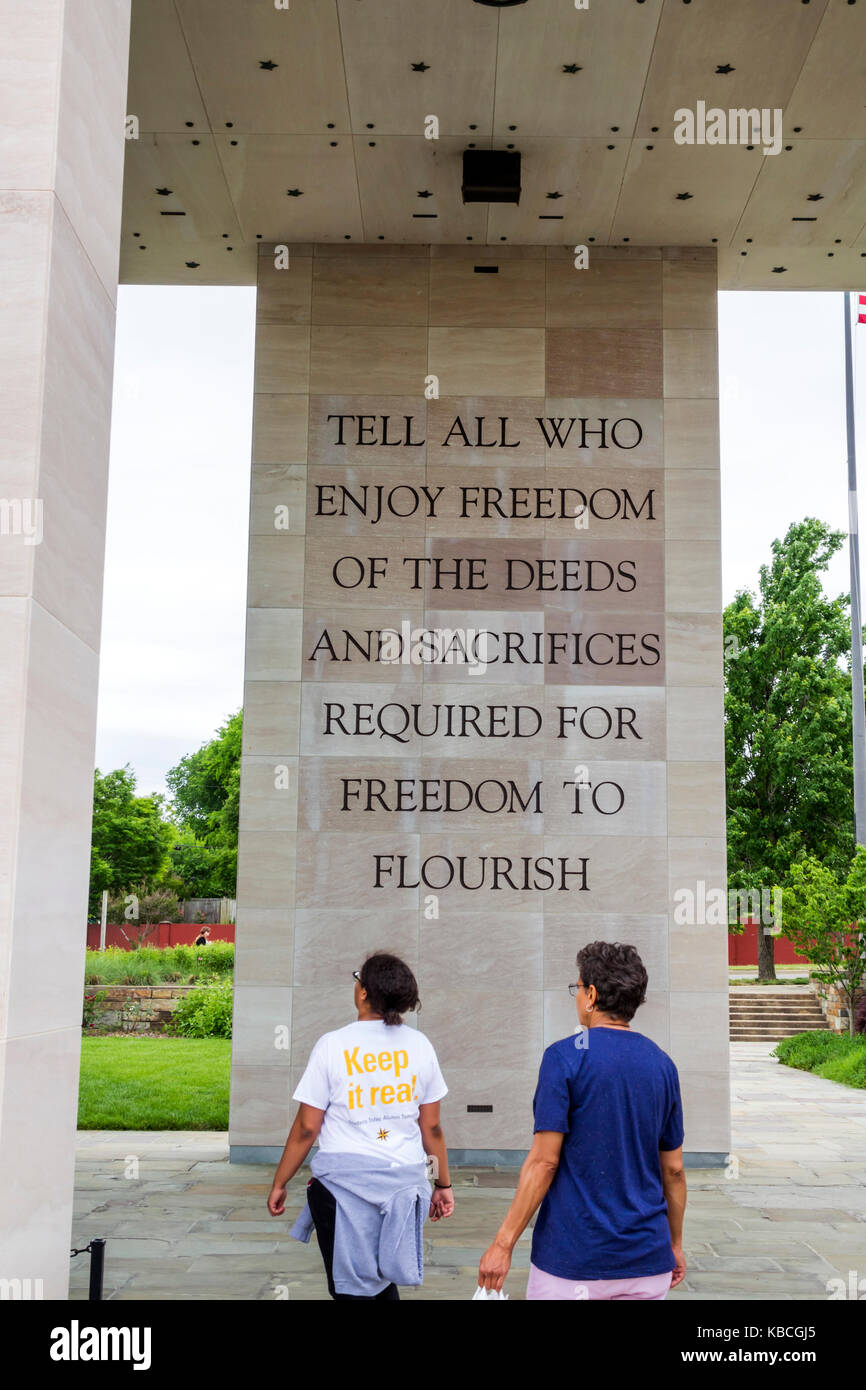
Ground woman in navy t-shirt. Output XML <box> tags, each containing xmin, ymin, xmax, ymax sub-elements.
<box><xmin>478</xmin><ymin>941</ymin><xmax>687</xmax><ymax>1300</ymax></box>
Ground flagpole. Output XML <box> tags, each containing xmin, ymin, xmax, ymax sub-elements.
<box><xmin>845</xmin><ymin>290</ymin><xmax>866</xmax><ymax>846</ymax></box>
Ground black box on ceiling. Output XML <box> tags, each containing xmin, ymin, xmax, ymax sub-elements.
<box><xmin>462</xmin><ymin>149</ymin><xmax>521</xmax><ymax>204</ymax></box>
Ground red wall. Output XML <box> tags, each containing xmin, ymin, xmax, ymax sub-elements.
<box><xmin>728</xmin><ymin>918</ymin><xmax>810</xmax><ymax>967</ymax></box>
<box><xmin>87</xmin><ymin>922</ymin><xmax>808</xmax><ymax>964</ymax></box>
<box><xmin>86</xmin><ymin>922</ymin><xmax>235</xmax><ymax>950</ymax></box>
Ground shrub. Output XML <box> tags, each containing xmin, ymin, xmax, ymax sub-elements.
<box><xmin>84</xmin><ymin>943</ymin><xmax>234</xmax><ymax>985</ymax></box>
<box><xmin>121</xmin><ymin>968</ymin><xmax>154</xmax><ymax>985</ymax></box>
<box><xmin>822</xmin><ymin>1045</ymin><xmax>866</xmax><ymax>1088</ymax></box>
<box><xmin>775</xmin><ymin>1029</ymin><xmax>866</xmax><ymax>1089</ymax></box>
<box><xmin>103</xmin><ymin>888</ymin><xmax>180</xmax><ymax>943</ymax></box>
<box><xmin>775</xmin><ymin>1030</ymin><xmax>840</xmax><ymax>1071</ymax></box>
<box><xmin>82</xmin><ymin>990</ymin><xmax>108</xmax><ymax>1031</ymax></box>
<box><xmin>119</xmin><ymin>996</ymin><xmax>144</xmax><ymax>1034</ymax></box>
<box><xmin>168</xmin><ymin>979</ymin><xmax>233</xmax><ymax>1038</ymax></box>
<box><xmin>138</xmin><ymin>891</ymin><xmax>180</xmax><ymax>925</ymax></box>
<box><xmin>194</xmin><ymin>940</ymin><xmax>234</xmax><ymax>978</ymax></box>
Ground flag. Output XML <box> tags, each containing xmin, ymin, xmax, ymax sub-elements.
<box><xmin>859</xmin><ymin>293</ymin><xmax>866</xmax><ymax>324</ymax></box>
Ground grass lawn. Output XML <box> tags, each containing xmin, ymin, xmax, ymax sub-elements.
<box><xmin>775</xmin><ymin>1030</ymin><xmax>866</xmax><ymax>1089</ymax></box>
<box><xmin>78</xmin><ymin>1037</ymin><xmax>230</xmax><ymax>1129</ymax></box>
<box><xmin>729</xmin><ymin>976</ymin><xmax>811</xmax><ymax>986</ymax></box>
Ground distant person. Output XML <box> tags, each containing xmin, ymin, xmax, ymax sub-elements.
<box><xmin>193</xmin><ymin>927</ymin><xmax>211</xmax><ymax>946</ymax></box>
<box><xmin>478</xmin><ymin>940</ymin><xmax>686</xmax><ymax>1300</ymax></box>
<box><xmin>267</xmin><ymin>952</ymin><xmax>454</xmax><ymax>1299</ymax></box>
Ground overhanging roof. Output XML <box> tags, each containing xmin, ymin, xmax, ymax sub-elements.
<box><xmin>122</xmin><ymin>0</ymin><xmax>866</xmax><ymax>289</ymax></box>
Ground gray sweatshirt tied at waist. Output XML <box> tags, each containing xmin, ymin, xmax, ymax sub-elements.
<box><xmin>290</xmin><ymin>1149</ymin><xmax>432</xmax><ymax>1297</ymax></box>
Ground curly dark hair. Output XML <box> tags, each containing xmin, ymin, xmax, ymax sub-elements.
<box><xmin>360</xmin><ymin>952</ymin><xmax>420</xmax><ymax>1026</ymax></box>
<box><xmin>576</xmin><ymin>941</ymin><xmax>647</xmax><ymax>1022</ymax></box>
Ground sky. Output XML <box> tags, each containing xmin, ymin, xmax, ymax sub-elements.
<box><xmin>96</xmin><ymin>286</ymin><xmax>255</xmax><ymax>797</ymax></box>
<box><xmin>96</xmin><ymin>285</ymin><xmax>866</xmax><ymax>798</ymax></box>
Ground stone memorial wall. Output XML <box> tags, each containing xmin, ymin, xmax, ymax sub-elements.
<box><xmin>230</xmin><ymin>243</ymin><xmax>729</xmax><ymax>1163</ymax></box>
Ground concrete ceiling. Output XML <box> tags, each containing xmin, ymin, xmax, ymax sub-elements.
<box><xmin>121</xmin><ymin>0</ymin><xmax>866</xmax><ymax>289</ymax></box>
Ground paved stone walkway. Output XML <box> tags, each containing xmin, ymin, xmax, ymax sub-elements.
<box><xmin>70</xmin><ymin>1044</ymin><xmax>866</xmax><ymax>1300</ymax></box>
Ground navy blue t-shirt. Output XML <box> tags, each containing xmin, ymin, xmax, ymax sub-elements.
<box><xmin>530</xmin><ymin>1029</ymin><xmax>684</xmax><ymax>1280</ymax></box>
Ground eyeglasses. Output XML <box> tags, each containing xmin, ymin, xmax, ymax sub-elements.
<box><xmin>568</xmin><ymin>982</ymin><xmax>581</xmax><ymax>997</ymax></box>
<box><xmin>352</xmin><ymin>970</ymin><xmax>361</xmax><ymax>982</ymax></box>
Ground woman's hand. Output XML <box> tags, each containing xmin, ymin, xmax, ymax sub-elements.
<box><xmin>267</xmin><ymin>1183</ymin><xmax>287</xmax><ymax>1216</ymax></box>
<box><xmin>478</xmin><ymin>1237</ymin><xmax>512</xmax><ymax>1292</ymax></box>
<box><xmin>429</xmin><ymin>1186</ymin><xmax>454</xmax><ymax>1221</ymax></box>
<box><xmin>670</xmin><ymin>1242</ymin><xmax>686</xmax><ymax>1288</ymax></box>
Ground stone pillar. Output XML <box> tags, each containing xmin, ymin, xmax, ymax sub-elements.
<box><xmin>230</xmin><ymin>243</ymin><xmax>729</xmax><ymax>1165</ymax></box>
<box><xmin>0</xmin><ymin>0</ymin><xmax>131</xmax><ymax>1296</ymax></box>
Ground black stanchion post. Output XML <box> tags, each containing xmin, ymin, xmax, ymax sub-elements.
<box><xmin>88</xmin><ymin>1238</ymin><xmax>105</xmax><ymax>1301</ymax></box>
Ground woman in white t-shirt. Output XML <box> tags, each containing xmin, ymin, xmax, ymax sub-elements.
<box><xmin>267</xmin><ymin>952</ymin><xmax>454</xmax><ymax>1299</ymax></box>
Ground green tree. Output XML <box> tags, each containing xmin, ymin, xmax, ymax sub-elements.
<box><xmin>166</xmin><ymin>831</ymin><xmax>237</xmax><ymax>897</ymax></box>
<box><xmin>89</xmin><ymin>767</ymin><xmax>174</xmax><ymax>914</ymax></box>
<box><xmin>781</xmin><ymin>847</ymin><xmax>866</xmax><ymax>1035</ymax></box>
<box><xmin>166</xmin><ymin>711</ymin><xmax>241</xmax><ymax>848</ymax></box>
<box><xmin>724</xmin><ymin>518</ymin><xmax>857</xmax><ymax>980</ymax></box>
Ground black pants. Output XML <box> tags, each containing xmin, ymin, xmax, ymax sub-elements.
<box><xmin>306</xmin><ymin>1178</ymin><xmax>400</xmax><ymax>1301</ymax></box>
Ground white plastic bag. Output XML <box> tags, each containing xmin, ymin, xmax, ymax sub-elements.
<box><xmin>472</xmin><ymin>1285</ymin><xmax>509</xmax><ymax>1300</ymax></box>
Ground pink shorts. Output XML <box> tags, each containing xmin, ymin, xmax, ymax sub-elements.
<box><xmin>526</xmin><ymin>1262</ymin><xmax>672</xmax><ymax>1301</ymax></box>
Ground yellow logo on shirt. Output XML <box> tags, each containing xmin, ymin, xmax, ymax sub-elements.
<box><xmin>377</xmin><ymin>1129</ymin><xmax>390</xmax><ymax>1141</ymax></box>
<box><xmin>344</xmin><ymin>1047</ymin><xmax>418</xmax><ymax>1112</ymax></box>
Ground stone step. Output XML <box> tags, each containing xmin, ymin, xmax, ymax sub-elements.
<box><xmin>730</xmin><ymin>1020</ymin><xmax>826</xmax><ymax>1028</ymax></box>
<box><xmin>730</xmin><ymin>1028</ymin><xmax>827</xmax><ymax>1040</ymax></box>
<box><xmin>731</xmin><ymin>1019</ymin><xmax>825</xmax><ymax>1026</ymax></box>
<box><xmin>730</xmin><ymin>1017</ymin><xmax>825</xmax><ymax>1025</ymax></box>
<box><xmin>730</xmin><ymin>1003</ymin><xmax>824</xmax><ymax>1009</ymax></box>
<box><xmin>729</xmin><ymin>994</ymin><xmax>821</xmax><ymax>1003</ymax></box>
<box><xmin>729</xmin><ymin>1004</ymin><xmax>823</xmax><ymax>1011</ymax></box>
<box><xmin>729</xmin><ymin>1019</ymin><xmax>827</xmax><ymax>1028</ymax></box>
<box><xmin>728</xmin><ymin>1006</ymin><xmax>822</xmax><ymax>1017</ymax></box>
<box><xmin>729</xmin><ymin>987</ymin><xmax>816</xmax><ymax>995</ymax></box>
<box><xmin>729</xmin><ymin>1000</ymin><xmax>824</xmax><ymax>1007</ymax></box>
<box><xmin>728</xmin><ymin>985</ymin><xmax>830</xmax><ymax>1038</ymax></box>
<box><xmin>729</xmin><ymin>1008</ymin><xmax>825</xmax><ymax>1018</ymax></box>
<box><xmin>729</xmin><ymin>1001</ymin><xmax>824</xmax><ymax>1011</ymax></box>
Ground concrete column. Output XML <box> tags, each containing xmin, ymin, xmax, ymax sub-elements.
<box><xmin>0</xmin><ymin>0</ymin><xmax>131</xmax><ymax>1297</ymax></box>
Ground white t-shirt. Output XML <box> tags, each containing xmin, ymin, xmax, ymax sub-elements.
<box><xmin>293</xmin><ymin>1019</ymin><xmax>448</xmax><ymax>1164</ymax></box>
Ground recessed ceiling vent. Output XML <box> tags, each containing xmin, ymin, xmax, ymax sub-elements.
<box><xmin>462</xmin><ymin>149</ymin><xmax>521</xmax><ymax>204</ymax></box>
